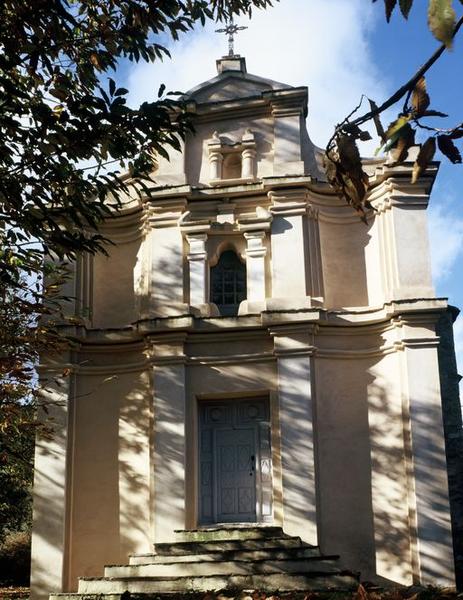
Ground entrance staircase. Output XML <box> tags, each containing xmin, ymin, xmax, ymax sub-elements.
<box><xmin>51</xmin><ymin>526</ymin><xmax>358</xmax><ymax>599</ymax></box>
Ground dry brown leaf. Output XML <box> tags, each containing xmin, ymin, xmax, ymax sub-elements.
<box><xmin>411</xmin><ymin>77</ymin><xmax>430</xmax><ymax>117</ymax></box>
<box><xmin>437</xmin><ymin>134</ymin><xmax>462</xmax><ymax>163</ymax></box>
<box><xmin>412</xmin><ymin>136</ymin><xmax>436</xmax><ymax>183</ymax></box>
<box><xmin>391</xmin><ymin>123</ymin><xmax>415</xmax><ymax>163</ymax></box>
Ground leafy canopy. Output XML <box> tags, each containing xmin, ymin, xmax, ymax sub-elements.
<box><xmin>0</xmin><ymin>0</ymin><xmax>274</xmax><ymax>261</ymax></box>
<box><xmin>0</xmin><ymin>0</ymin><xmax>274</xmax><ymax>519</ymax></box>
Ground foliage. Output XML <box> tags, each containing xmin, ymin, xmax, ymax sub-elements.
<box><xmin>0</xmin><ymin>240</ymin><xmax>72</xmax><ymax>537</ymax></box>
<box><xmin>0</xmin><ymin>0</ymin><xmax>273</xmax><ymax>260</ymax></box>
<box><xmin>0</xmin><ymin>0</ymin><xmax>274</xmax><ymax>470</ymax></box>
<box><xmin>325</xmin><ymin>0</ymin><xmax>463</xmax><ymax>219</ymax></box>
<box><xmin>0</xmin><ymin>531</ymin><xmax>31</xmax><ymax>587</ymax></box>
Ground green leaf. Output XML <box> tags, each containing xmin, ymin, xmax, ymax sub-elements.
<box><xmin>385</xmin><ymin>115</ymin><xmax>411</xmax><ymax>140</ymax></box>
<box><xmin>428</xmin><ymin>0</ymin><xmax>456</xmax><ymax>48</ymax></box>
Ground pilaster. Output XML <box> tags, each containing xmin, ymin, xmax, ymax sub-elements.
<box><xmin>271</xmin><ymin>101</ymin><xmax>305</xmax><ymax>176</ymax></box>
<box><xmin>149</xmin><ymin>334</ymin><xmax>187</xmax><ymax>544</ymax></box>
<box><xmin>270</xmin><ymin>325</ymin><xmax>318</xmax><ymax>545</ymax></box>
<box><xmin>244</xmin><ymin>231</ymin><xmax>267</xmax><ymax>310</ymax></box>
<box><xmin>268</xmin><ymin>189</ymin><xmax>311</xmax><ymax>310</ymax></box>
<box><xmin>30</xmin><ymin>356</ymin><xmax>74</xmax><ymax>600</ymax></box>
<box><xmin>374</xmin><ymin>179</ymin><xmax>435</xmax><ymax>302</ymax></box>
<box><xmin>396</xmin><ymin>317</ymin><xmax>456</xmax><ymax>585</ymax></box>
<box><xmin>306</xmin><ymin>205</ymin><xmax>324</xmax><ymax>301</ymax></box>
<box><xmin>186</xmin><ymin>233</ymin><xmax>208</xmax><ymax>306</ymax></box>
<box><xmin>147</xmin><ymin>199</ymin><xmax>189</xmax><ymax>318</ymax></box>
<box><xmin>181</xmin><ymin>221</ymin><xmax>212</xmax><ymax>316</ymax></box>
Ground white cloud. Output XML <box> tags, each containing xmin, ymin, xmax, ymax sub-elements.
<box><xmin>428</xmin><ymin>204</ymin><xmax>463</xmax><ymax>284</ymax></box>
<box><xmin>123</xmin><ymin>2</ymin><xmax>463</xmax><ymax>397</ymax></box>
<box><xmin>125</xmin><ymin>0</ymin><xmax>387</xmax><ymax>148</ymax></box>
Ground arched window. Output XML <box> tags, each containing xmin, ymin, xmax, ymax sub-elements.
<box><xmin>210</xmin><ymin>250</ymin><xmax>246</xmax><ymax>316</ymax></box>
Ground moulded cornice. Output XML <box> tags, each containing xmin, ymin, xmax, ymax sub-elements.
<box><xmin>186</xmin><ymin>86</ymin><xmax>309</xmax><ymax>124</ymax></box>
<box><xmin>147</xmin><ymin>197</ymin><xmax>188</xmax><ymax>228</ymax></box>
<box><xmin>51</xmin><ymin>297</ymin><xmax>449</xmax><ymax>351</ymax></box>
<box><xmin>98</xmin><ymin>206</ymin><xmax>148</xmax><ymax>243</ymax></box>
<box><xmin>188</xmin><ymin>352</ymin><xmax>274</xmax><ymax>365</ymax></box>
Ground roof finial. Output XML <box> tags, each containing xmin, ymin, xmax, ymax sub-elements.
<box><xmin>215</xmin><ymin>16</ymin><xmax>247</xmax><ymax>57</ymax></box>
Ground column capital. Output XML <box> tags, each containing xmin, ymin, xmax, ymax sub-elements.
<box><xmin>244</xmin><ymin>230</ymin><xmax>267</xmax><ymax>259</ymax></box>
<box><xmin>186</xmin><ymin>232</ymin><xmax>208</xmax><ymax>263</ymax></box>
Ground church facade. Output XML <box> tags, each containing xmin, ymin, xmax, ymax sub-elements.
<box><xmin>30</xmin><ymin>54</ymin><xmax>461</xmax><ymax>599</ymax></box>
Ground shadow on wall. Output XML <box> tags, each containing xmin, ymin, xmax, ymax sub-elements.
<box><xmin>367</xmin><ymin>368</ymin><xmax>457</xmax><ymax>586</ymax></box>
<box><xmin>31</xmin><ymin>212</ymin><xmax>460</xmax><ymax>598</ymax></box>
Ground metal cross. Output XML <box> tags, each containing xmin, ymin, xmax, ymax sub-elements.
<box><xmin>215</xmin><ymin>17</ymin><xmax>248</xmax><ymax>57</ymax></box>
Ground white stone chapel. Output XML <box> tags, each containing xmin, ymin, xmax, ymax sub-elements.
<box><xmin>30</xmin><ymin>49</ymin><xmax>463</xmax><ymax>600</ymax></box>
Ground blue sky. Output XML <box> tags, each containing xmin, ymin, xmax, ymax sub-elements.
<box><xmin>119</xmin><ymin>0</ymin><xmax>463</xmax><ymax>377</ymax></box>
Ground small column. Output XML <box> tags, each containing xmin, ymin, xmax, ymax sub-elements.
<box><xmin>244</xmin><ymin>231</ymin><xmax>267</xmax><ymax>305</ymax></box>
<box><xmin>150</xmin><ymin>334</ymin><xmax>187</xmax><ymax>544</ymax></box>
<box><xmin>271</xmin><ymin>326</ymin><xmax>318</xmax><ymax>545</ymax></box>
<box><xmin>208</xmin><ymin>132</ymin><xmax>223</xmax><ymax>182</ymax></box>
<box><xmin>241</xmin><ymin>128</ymin><xmax>257</xmax><ymax>179</ymax></box>
<box><xmin>398</xmin><ymin>319</ymin><xmax>456</xmax><ymax>586</ymax></box>
<box><xmin>186</xmin><ymin>231</ymin><xmax>209</xmax><ymax>307</ymax></box>
<box><xmin>241</xmin><ymin>148</ymin><xmax>256</xmax><ymax>178</ymax></box>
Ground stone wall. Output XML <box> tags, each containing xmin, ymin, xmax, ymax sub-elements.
<box><xmin>437</xmin><ymin>307</ymin><xmax>463</xmax><ymax>589</ymax></box>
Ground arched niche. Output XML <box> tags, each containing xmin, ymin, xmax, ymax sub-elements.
<box><xmin>222</xmin><ymin>152</ymin><xmax>242</xmax><ymax>180</ymax></box>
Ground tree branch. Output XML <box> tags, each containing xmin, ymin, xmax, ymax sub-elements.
<box><xmin>327</xmin><ymin>13</ymin><xmax>463</xmax><ymax>150</ymax></box>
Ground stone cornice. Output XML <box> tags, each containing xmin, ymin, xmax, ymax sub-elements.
<box><xmin>53</xmin><ymin>298</ymin><xmax>449</xmax><ymax>351</ymax></box>
<box><xmin>185</xmin><ymin>86</ymin><xmax>309</xmax><ymax>124</ymax></box>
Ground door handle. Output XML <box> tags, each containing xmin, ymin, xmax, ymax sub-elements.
<box><xmin>249</xmin><ymin>455</ymin><xmax>255</xmax><ymax>476</ymax></box>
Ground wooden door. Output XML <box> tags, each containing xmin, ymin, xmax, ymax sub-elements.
<box><xmin>199</xmin><ymin>398</ymin><xmax>273</xmax><ymax>525</ymax></box>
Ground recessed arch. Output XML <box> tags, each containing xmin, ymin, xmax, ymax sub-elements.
<box><xmin>222</xmin><ymin>152</ymin><xmax>242</xmax><ymax>180</ymax></box>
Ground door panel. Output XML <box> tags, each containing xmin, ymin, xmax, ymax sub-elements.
<box><xmin>199</xmin><ymin>397</ymin><xmax>273</xmax><ymax>525</ymax></box>
<box><xmin>216</xmin><ymin>428</ymin><xmax>256</xmax><ymax>522</ymax></box>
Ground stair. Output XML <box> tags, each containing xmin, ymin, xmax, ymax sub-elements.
<box><xmin>50</xmin><ymin>526</ymin><xmax>358</xmax><ymax>600</ymax></box>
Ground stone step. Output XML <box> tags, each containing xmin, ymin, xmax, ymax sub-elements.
<box><xmin>129</xmin><ymin>545</ymin><xmax>321</xmax><ymax>565</ymax></box>
<box><xmin>173</xmin><ymin>526</ymin><xmax>284</xmax><ymax>543</ymax></box>
<box><xmin>104</xmin><ymin>556</ymin><xmax>341</xmax><ymax>578</ymax></box>
<box><xmin>133</xmin><ymin>535</ymin><xmax>309</xmax><ymax>559</ymax></box>
<box><xmin>53</xmin><ymin>590</ymin><xmax>357</xmax><ymax>600</ymax></box>
<box><xmin>77</xmin><ymin>571</ymin><xmax>358</xmax><ymax>594</ymax></box>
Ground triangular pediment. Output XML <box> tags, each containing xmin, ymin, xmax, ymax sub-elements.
<box><xmin>186</xmin><ymin>70</ymin><xmax>290</xmax><ymax>104</ymax></box>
